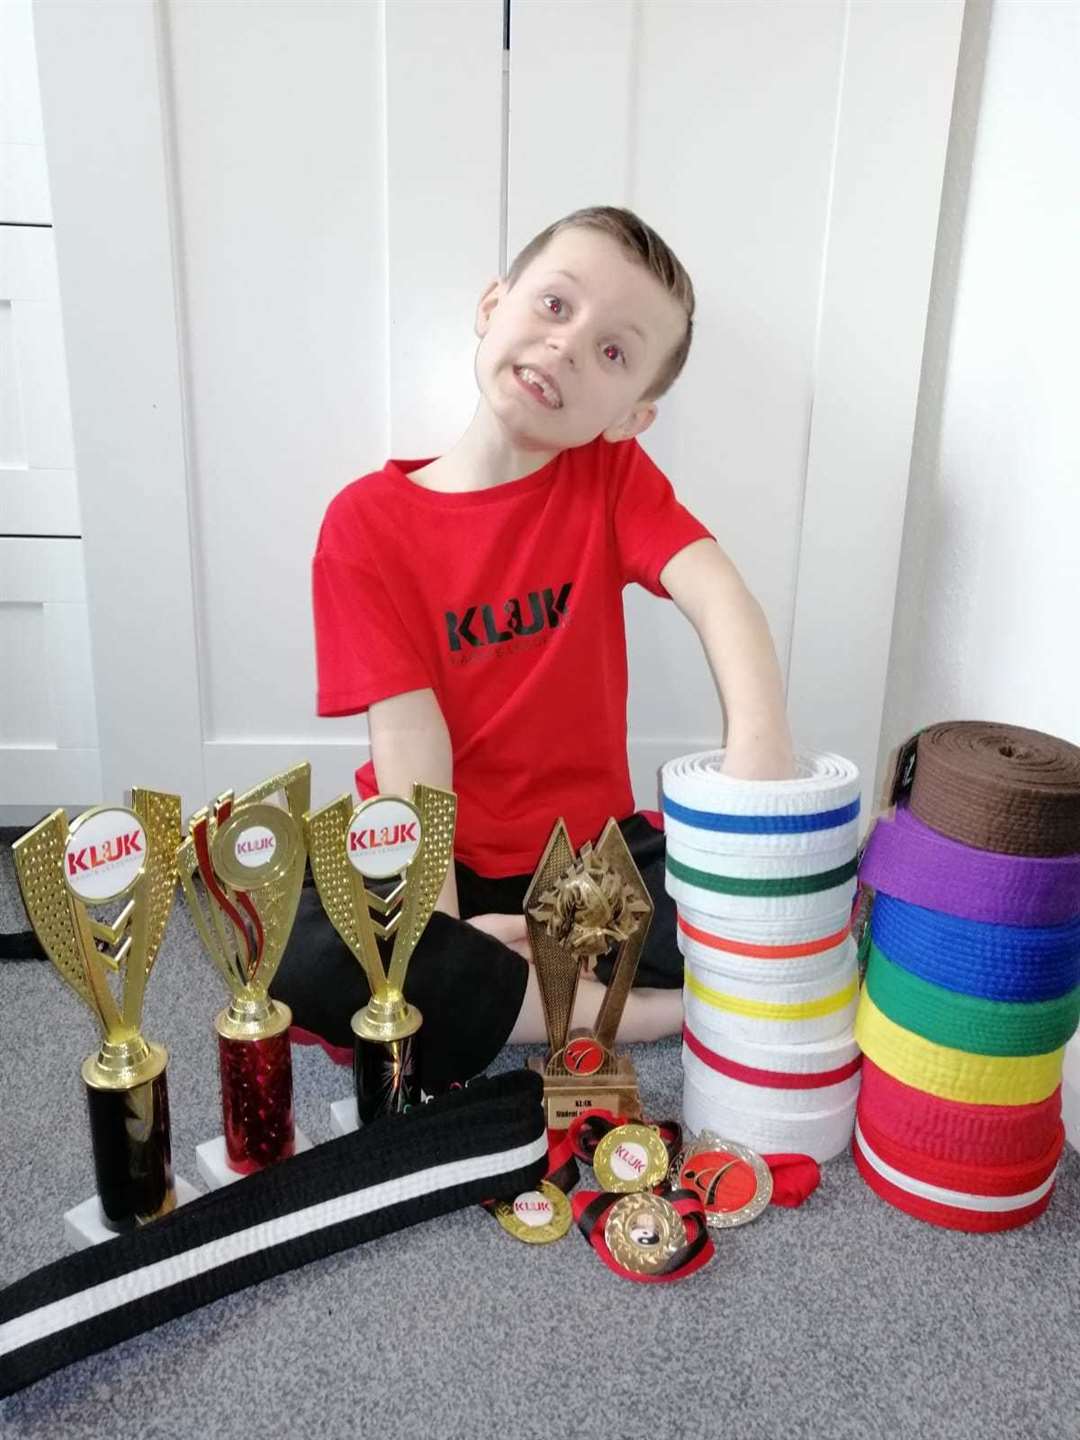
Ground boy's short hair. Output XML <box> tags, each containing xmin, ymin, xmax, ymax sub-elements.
<box><xmin>505</xmin><ymin>205</ymin><xmax>695</xmax><ymax>403</ymax></box>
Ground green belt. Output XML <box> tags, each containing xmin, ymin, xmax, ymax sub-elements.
<box><xmin>865</xmin><ymin>941</ymin><xmax>1080</xmax><ymax>1058</ymax></box>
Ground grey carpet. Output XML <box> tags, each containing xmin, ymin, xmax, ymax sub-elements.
<box><xmin>1</xmin><ymin>863</ymin><xmax>1078</xmax><ymax>1439</ymax></box>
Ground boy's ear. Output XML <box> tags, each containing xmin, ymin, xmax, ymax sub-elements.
<box><xmin>475</xmin><ymin>277</ymin><xmax>505</xmax><ymax>337</ymax></box>
<box><xmin>602</xmin><ymin>402</ymin><xmax>658</xmax><ymax>444</ymax></box>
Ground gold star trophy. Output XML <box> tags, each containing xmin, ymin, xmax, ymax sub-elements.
<box><xmin>524</xmin><ymin>818</ymin><xmax>653</xmax><ymax>1127</ymax></box>
<box><xmin>303</xmin><ymin>783</ymin><xmax>457</xmax><ymax>1123</ymax></box>
<box><xmin>177</xmin><ymin>763</ymin><xmax>310</xmax><ymax>1179</ymax></box>
<box><xmin>13</xmin><ymin>790</ymin><xmax>182</xmax><ymax>1233</ymax></box>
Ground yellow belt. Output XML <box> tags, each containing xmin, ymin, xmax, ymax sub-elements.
<box><xmin>855</xmin><ymin>991</ymin><xmax>1064</xmax><ymax>1106</ymax></box>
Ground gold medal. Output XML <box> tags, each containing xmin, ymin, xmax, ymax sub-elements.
<box><xmin>592</xmin><ymin>1122</ymin><xmax>670</xmax><ymax>1193</ymax></box>
<box><xmin>604</xmin><ymin>1193</ymin><xmax>686</xmax><ymax>1273</ymax></box>
<box><xmin>678</xmin><ymin>1133</ymin><xmax>772</xmax><ymax>1229</ymax></box>
<box><xmin>492</xmin><ymin>1181</ymin><xmax>572</xmax><ymax>1244</ymax></box>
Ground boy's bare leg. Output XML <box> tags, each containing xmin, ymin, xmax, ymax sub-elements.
<box><xmin>507</xmin><ymin>954</ymin><xmax>683</xmax><ymax>1045</ymax></box>
<box><xmin>468</xmin><ymin>913</ymin><xmax>684</xmax><ymax>1044</ymax></box>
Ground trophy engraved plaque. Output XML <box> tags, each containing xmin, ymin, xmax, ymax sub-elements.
<box><xmin>304</xmin><ymin>783</ymin><xmax>456</xmax><ymax>1124</ymax></box>
<box><xmin>177</xmin><ymin>763</ymin><xmax>310</xmax><ymax>1177</ymax></box>
<box><xmin>13</xmin><ymin>789</ymin><xmax>182</xmax><ymax>1232</ymax></box>
<box><xmin>524</xmin><ymin>817</ymin><xmax>653</xmax><ymax>1127</ymax></box>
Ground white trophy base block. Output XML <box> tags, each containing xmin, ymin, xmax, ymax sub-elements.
<box><xmin>196</xmin><ymin>1129</ymin><xmax>313</xmax><ymax>1190</ymax></box>
<box><xmin>64</xmin><ymin>1175</ymin><xmax>200</xmax><ymax>1250</ymax></box>
<box><xmin>330</xmin><ymin>1097</ymin><xmax>359</xmax><ymax>1136</ymax></box>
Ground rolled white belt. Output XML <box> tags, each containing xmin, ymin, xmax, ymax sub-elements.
<box><xmin>682</xmin><ymin>1013</ymin><xmax>861</xmax><ymax>1078</ymax></box>
<box><xmin>684</xmin><ymin>968</ymin><xmax>859</xmax><ymax>1045</ymax></box>
<box><xmin>666</xmin><ymin>847</ymin><xmax>857</xmax><ymax>923</ymax></box>
<box><xmin>682</xmin><ymin>1043</ymin><xmax>861</xmax><ymax>1116</ymax></box>
<box><xmin>683</xmin><ymin>1072</ymin><xmax>857</xmax><ymax>1163</ymax></box>
<box><xmin>678</xmin><ymin>920</ymin><xmax>857</xmax><ymax>987</ymax></box>
<box><xmin>661</xmin><ymin>750</ymin><xmax>861</xmax><ymax>857</ymax></box>
<box><xmin>676</xmin><ymin>901</ymin><xmax>854</xmax><ymax>948</ymax></box>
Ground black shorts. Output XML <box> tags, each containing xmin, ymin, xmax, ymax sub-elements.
<box><xmin>271</xmin><ymin>812</ymin><xmax>679</xmax><ymax>1092</ymax></box>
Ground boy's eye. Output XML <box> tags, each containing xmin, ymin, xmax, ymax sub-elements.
<box><xmin>541</xmin><ymin>294</ymin><xmax>625</xmax><ymax>365</ymax></box>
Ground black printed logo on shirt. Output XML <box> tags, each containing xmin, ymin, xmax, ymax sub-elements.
<box><xmin>444</xmin><ymin>582</ymin><xmax>573</xmax><ymax>654</ymax></box>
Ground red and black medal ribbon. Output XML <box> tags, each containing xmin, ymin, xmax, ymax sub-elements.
<box><xmin>481</xmin><ymin>1126</ymin><xmax>580</xmax><ymax>1213</ymax></box>
<box><xmin>565</xmin><ymin>1108</ymin><xmax>683</xmax><ymax>1181</ymax></box>
<box><xmin>571</xmin><ymin>1187</ymin><xmax>715</xmax><ymax>1284</ymax></box>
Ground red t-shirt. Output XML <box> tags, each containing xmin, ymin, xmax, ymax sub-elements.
<box><xmin>313</xmin><ymin>434</ymin><xmax>713</xmax><ymax>876</ymax></box>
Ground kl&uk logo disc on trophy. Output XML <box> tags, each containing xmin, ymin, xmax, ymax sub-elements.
<box><xmin>177</xmin><ymin>762</ymin><xmax>313</xmax><ymax>1186</ymax></box>
<box><xmin>12</xmin><ymin>789</ymin><xmax>193</xmax><ymax>1243</ymax></box>
<box><xmin>303</xmin><ymin>782</ymin><xmax>457</xmax><ymax>1127</ymax></box>
<box><xmin>524</xmin><ymin>817</ymin><xmax>653</xmax><ymax>1127</ymax></box>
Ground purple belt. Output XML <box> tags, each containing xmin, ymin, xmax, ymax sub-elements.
<box><xmin>858</xmin><ymin>805</ymin><xmax>1080</xmax><ymax>926</ymax></box>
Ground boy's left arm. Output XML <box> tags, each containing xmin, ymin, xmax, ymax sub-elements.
<box><xmin>660</xmin><ymin>537</ymin><xmax>797</xmax><ymax>780</ymax></box>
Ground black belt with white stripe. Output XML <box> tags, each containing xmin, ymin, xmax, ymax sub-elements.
<box><xmin>0</xmin><ymin>1069</ymin><xmax>547</xmax><ymax>1398</ymax></box>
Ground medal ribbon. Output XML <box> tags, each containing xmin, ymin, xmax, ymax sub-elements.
<box><xmin>571</xmin><ymin>1188</ymin><xmax>714</xmax><ymax>1284</ymax></box>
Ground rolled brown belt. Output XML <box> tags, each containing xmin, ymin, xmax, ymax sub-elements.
<box><xmin>906</xmin><ymin>722</ymin><xmax>1080</xmax><ymax>857</ymax></box>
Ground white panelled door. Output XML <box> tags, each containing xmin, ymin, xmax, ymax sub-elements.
<box><xmin>31</xmin><ymin>0</ymin><xmax>961</xmax><ymax>829</ymax></box>
<box><xmin>0</xmin><ymin>0</ymin><xmax>99</xmax><ymax>819</ymax></box>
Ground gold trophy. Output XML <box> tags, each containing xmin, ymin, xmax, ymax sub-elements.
<box><xmin>13</xmin><ymin>790</ymin><xmax>182</xmax><ymax>1233</ymax></box>
<box><xmin>303</xmin><ymin>783</ymin><xmax>456</xmax><ymax>1123</ymax></box>
<box><xmin>524</xmin><ymin>818</ymin><xmax>653</xmax><ymax>1127</ymax></box>
<box><xmin>177</xmin><ymin>763</ymin><xmax>310</xmax><ymax>1179</ymax></box>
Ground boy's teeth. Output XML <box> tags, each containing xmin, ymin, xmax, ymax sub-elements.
<box><xmin>517</xmin><ymin>366</ymin><xmax>561</xmax><ymax>407</ymax></box>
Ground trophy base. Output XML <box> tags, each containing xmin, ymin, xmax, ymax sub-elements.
<box><xmin>195</xmin><ymin>1129</ymin><xmax>313</xmax><ymax>1190</ymax></box>
<box><xmin>64</xmin><ymin>1176</ymin><xmax>200</xmax><ymax>1250</ymax></box>
<box><xmin>330</xmin><ymin>1096</ymin><xmax>359</xmax><ymax>1137</ymax></box>
<box><xmin>527</xmin><ymin>1054</ymin><xmax>643</xmax><ymax>1129</ymax></box>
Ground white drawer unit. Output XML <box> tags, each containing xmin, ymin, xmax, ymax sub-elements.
<box><xmin>1</xmin><ymin>0</ymin><xmax>100</xmax><ymax>815</ymax></box>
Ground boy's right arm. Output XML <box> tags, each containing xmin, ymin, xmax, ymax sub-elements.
<box><xmin>368</xmin><ymin>687</ymin><xmax>460</xmax><ymax>917</ymax></box>
<box><xmin>367</xmin><ymin>689</ymin><xmax>527</xmax><ymax>946</ymax></box>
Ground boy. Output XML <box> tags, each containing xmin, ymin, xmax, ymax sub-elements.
<box><xmin>275</xmin><ymin>206</ymin><xmax>795</xmax><ymax>1089</ymax></box>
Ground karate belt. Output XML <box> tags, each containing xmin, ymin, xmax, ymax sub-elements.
<box><xmin>903</xmin><ymin>720</ymin><xmax>1080</xmax><ymax>858</ymax></box>
<box><xmin>864</xmin><ymin>943</ymin><xmax>1080</xmax><ymax>1057</ymax></box>
<box><xmin>684</xmin><ymin>962</ymin><xmax>859</xmax><ymax>1046</ymax></box>
<box><xmin>678</xmin><ymin>911</ymin><xmax>856</xmax><ymax>986</ymax></box>
<box><xmin>0</xmin><ymin>1070</ymin><xmax>547</xmax><ymax>1399</ymax></box>
<box><xmin>858</xmin><ymin>1059</ymin><xmax>1062</xmax><ymax>1167</ymax></box>
<box><xmin>682</xmin><ymin>1069</ymin><xmax>857</xmax><ymax>1163</ymax></box>
<box><xmin>852</xmin><ymin>1116</ymin><xmax>1063</xmax><ymax>1233</ymax></box>
<box><xmin>870</xmin><ymin>893</ymin><xmax>1080</xmax><ymax>1003</ymax></box>
<box><xmin>663</xmin><ymin>748</ymin><xmax>862</xmax><ymax>1161</ymax></box>
<box><xmin>661</xmin><ymin>749</ymin><xmax>861</xmax><ymax>857</ymax></box>
<box><xmin>855</xmin><ymin>992</ymin><xmax>1065</xmax><ymax>1107</ymax></box>
<box><xmin>859</xmin><ymin>805</ymin><xmax>1080</xmax><ymax>927</ymax></box>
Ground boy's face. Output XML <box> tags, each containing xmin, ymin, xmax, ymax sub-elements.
<box><xmin>473</xmin><ymin>227</ymin><xmax>688</xmax><ymax>451</ymax></box>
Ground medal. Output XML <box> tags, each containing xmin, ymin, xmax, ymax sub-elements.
<box><xmin>492</xmin><ymin>1180</ymin><xmax>572</xmax><ymax>1244</ymax></box>
<box><xmin>678</xmin><ymin>1133</ymin><xmax>772</xmax><ymax>1229</ymax></box>
<box><xmin>603</xmin><ymin>1193</ymin><xmax>687</xmax><ymax>1274</ymax></box>
<box><xmin>592</xmin><ymin>1122</ymin><xmax>670</xmax><ymax>1193</ymax></box>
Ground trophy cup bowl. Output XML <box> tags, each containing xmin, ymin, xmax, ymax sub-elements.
<box><xmin>524</xmin><ymin>818</ymin><xmax>653</xmax><ymax>1128</ymax></box>
<box><xmin>178</xmin><ymin>763</ymin><xmax>311</xmax><ymax>1178</ymax></box>
<box><xmin>304</xmin><ymin>783</ymin><xmax>457</xmax><ymax>1125</ymax></box>
<box><xmin>13</xmin><ymin>789</ymin><xmax>182</xmax><ymax>1233</ymax></box>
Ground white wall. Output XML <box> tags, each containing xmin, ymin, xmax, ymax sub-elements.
<box><xmin>880</xmin><ymin>0</ymin><xmax>1078</xmax><ymax>766</ymax></box>
<box><xmin>877</xmin><ymin>0</ymin><xmax>1080</xmax><ymax>1142</ymax></box>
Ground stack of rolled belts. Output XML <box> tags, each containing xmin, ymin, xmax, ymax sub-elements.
<box><xmin>854</xmin><ymin>721</ymin><xmax>1080</xmax><ymax>1232</ymax></box>
<box><xmin>662</xmin><ymin>749</ymin><xmax>862</xmax><ymax>1162</ymax></box>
